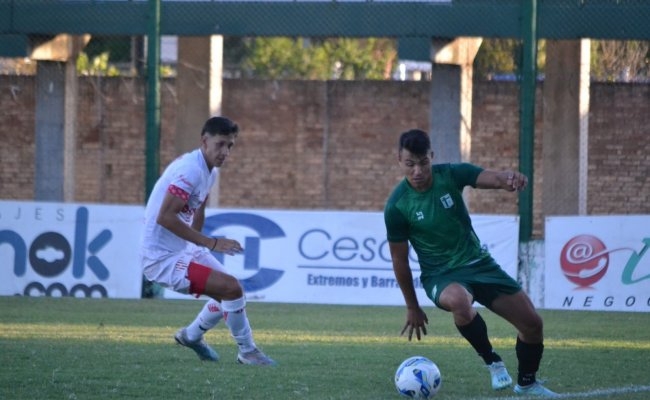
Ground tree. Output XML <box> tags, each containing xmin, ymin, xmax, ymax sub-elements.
<box><xmin>591</xmin><ymin>40</ymin><xmax>649</xmax><ymax>82</ymax></box>
<box><xmin>473</xmin><ymin>39</ymin><xmax>547</xmax><ymax>80</ymax></box>
<box><xmin>239</xmin><ymin>37</ymin><xmax>397</xmax><ymax>80</ymax></box>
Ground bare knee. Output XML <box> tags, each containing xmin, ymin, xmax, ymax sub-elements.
<box><xmin>219</xmin><ymin>275</ymin><xmax>244</xmax><ymax>300</ymax></box>
<box><xmin>205</xmin><ymin>272</ymin><xmax>244</xmax><ymax>300</ymax></box>
<box><xmin>519</xmin><ymin>312</ymin><xmax>544</xmax><ymax>342</ymax></box>
<box><xmin>439</xmin><ymin>284</ymin><xmax>475</xmax><ymax>325</ymax></box>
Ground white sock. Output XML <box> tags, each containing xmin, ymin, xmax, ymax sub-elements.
<box><xmin>221</xmin><ymin>297</ymin><xmax>256</xmax><ymax>353</ymax></box>
<box><xmin>186</xmin><ymin>299</ymin><xmax>223</xmax><ymax>341</ymax></box>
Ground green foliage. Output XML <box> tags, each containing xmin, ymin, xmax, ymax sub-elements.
<box><xmin>1</xmin><ymin>297</ymin><xmax>649</xmax><ymax>399</ymax></box>
<box><xmin>473</xmin><ymin>39</ymin><xmax>547</xmax><ymax>80</ymax></box>
<box><xmin>77</xmin><ymin>52</ymin><xmax>121</xmax><ymax>76</ymax></box>
<box><xmin>590</xmin><ymin>40</ymin><xmax>649</xmax><ymax>82</ymax></box>
<box><xmin>241</xmin><ymin>37</ymin><xmax>397</xmax><ymax>80</ymax></box>
<box><xmin>475</xmin><ymin>38</ymin><xmax>649</xmax><ymax>82</ymax></box>
<box><xmin>473</xmin><ymin>39</ymin><xmax>520</xmax><ymax>79</ymax></box>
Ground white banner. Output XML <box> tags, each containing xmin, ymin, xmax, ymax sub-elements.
<box><xmin>545</xmin><ymin>215</ymin><xmax>650</xmax><ymax>312</ymax></box>
<box><xmin>0</xmin><ymin>201</ymin><xmax>518</xmax><ymax>304</ymax></box>
<box><xmin>165</xmin><ymin>209</ymin><xmax>520</xmax><ymax>306</ymax></box>
<box><xmin>0</xmin><ymin>201</ymin><xmax>143</xmax><ymax>299</ymax></box>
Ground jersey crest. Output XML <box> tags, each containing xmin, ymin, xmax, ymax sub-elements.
<box><xmin>439</xmin><ymin>193</ymin><xmax>454</xmax><ymax>209</ymax></box>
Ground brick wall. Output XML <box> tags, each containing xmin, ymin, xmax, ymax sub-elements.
<box><xmin>1</xmin><ymin>76</ymin><xmax>648</xmax><ymax>237</ymax></box>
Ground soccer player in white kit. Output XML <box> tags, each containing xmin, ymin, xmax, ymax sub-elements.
<box><xmin>140</xmin><ymin>116</ymin><xmax>275</xmax><ymax>365</ymax></box>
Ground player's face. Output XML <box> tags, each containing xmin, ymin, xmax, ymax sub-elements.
<box><xmin>201</xmin><ymin>133</ymin><xmax>236</xmax><ymax>169</ymax></box>
<box><xmin>399</xmin><ymin>148</ymin><xmax>433</xmax><ymax>192</ymax></box>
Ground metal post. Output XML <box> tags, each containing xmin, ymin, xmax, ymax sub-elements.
<box><xmin>518</xmin><ymin>0</ymin><xmax>537</xmax><ymax>241</ymax></box>
<box><xmin>145</xmin><ymin>0</ymin><xmax>161</xmax><ymax>202</ymax></box>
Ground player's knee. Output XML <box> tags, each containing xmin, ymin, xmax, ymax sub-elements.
<box><xmin>521</xmin><ymin>313</ymin><xmax>544</xmax><ymax>338</ymax></box>
<box><xmin>441</xmin><ymin>293</ymin><xmax>473</xmax><ymax>313</ymax></box>
<box><xmin>219</xmin><ymin>274</ymin><xmax>244</xmax><ymax>300</ymax></box>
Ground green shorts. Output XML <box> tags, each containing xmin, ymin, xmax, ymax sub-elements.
<box><xmin>420</xmin><ymin>258</ymin><xmax>521</xmax><ymax>309</ymax></box>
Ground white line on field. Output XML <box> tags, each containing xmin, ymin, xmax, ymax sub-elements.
<box><xmin>463</xmin><ymin>384</ymin><xmax>650</xmax><ymax>400</ymax></box>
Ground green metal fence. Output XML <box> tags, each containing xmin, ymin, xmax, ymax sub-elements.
<box><xmin>0</xmin><ymin>0</ymin><xmax>648</xmax><ymax>239</ymax></box>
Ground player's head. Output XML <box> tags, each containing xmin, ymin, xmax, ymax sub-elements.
<box><xmin>398</xmin><ymin>129</ymin><xmax>431</xmax><ymax>156</ymax></box>
<box><xmin>200</xmin><ymin>116</ymin><xmax>239</xmax><ymax>169</ymax></box>
<box><xmin>201</xmin><ymin>116</ymin><xmax>239</xmax><ymax>138</ymax></box>
<box><xmin>397</xmin><ymin>129</ymin><xmax>433</xmax><ymax>191</ymax></box>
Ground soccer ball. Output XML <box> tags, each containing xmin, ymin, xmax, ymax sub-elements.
<box><xmin>394</xmin><ymin>356</ymin><xmax>442</xmax><ymax>399</ymax></box>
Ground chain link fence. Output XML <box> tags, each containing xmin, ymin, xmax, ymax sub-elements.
<box><xmin>0</xmin><ymin>0</ymin><xmax>648</xmax><ymax>237</ymax></box>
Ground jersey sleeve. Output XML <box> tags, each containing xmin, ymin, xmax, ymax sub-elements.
<box><xmin>168</xmin><ymin>166</ymin><xmax>201</xmax><ymax>202</ymax></box>
<box><xmin>449</xmin><ymin>163</ymin><xmax>483</xmax><ymax>189</ymax></box>
<box><xmin>384</xmin><ymin>201</ymin><xmax>410</xmax><ymax>243</ymax></box>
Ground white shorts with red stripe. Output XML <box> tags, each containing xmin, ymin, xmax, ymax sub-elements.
<box><xmin>141</xmin><ymin>244</ymin><xmax>226</xmax><ymax>294</ymax></box>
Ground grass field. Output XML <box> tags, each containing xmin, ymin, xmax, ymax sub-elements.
<box><xmin>1</xmin><ymin>297</ymin><xmax>649</xmax><ymax>400</ymax></box>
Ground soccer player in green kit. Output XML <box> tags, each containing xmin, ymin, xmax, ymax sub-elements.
<box><xmin>384</xmin><ymin>129</ymin><xmax>558</xmax><ymax>397</ymax></box>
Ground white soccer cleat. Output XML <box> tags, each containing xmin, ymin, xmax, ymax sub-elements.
<box><xmin>514</xmin><ymin>382</ymin><xmax>559</xmax><ymax>397</ymax></box>
<box><xmin>487</xmin><ymin>361</ymin><xmax>513</xmax><ymax>390</ymax></box>
<box><xmin>237</xmin><ymin>348</ymin><xmax>276</xmax><ymax>366</ymax></box>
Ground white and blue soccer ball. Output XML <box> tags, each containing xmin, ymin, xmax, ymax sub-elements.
<box><xmin>394</xmin><ymin>356</ymin><xmax>442</xmax><ymax>399</ymax></box>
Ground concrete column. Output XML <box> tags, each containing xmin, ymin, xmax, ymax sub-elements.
<box><xmin>429</xmin><ymin>38</ymin><xmax>482</xmax><ymax>164</ymax></box>
<box><xmin>63</xmin><ymin>60</ymin><xmax>77</xmax><ymax>202</ymax></box>
<box><xmin>31</xmin><ymin>34</ymin><xmax>88</xmax><ymax>201</ymax></box>
<box><xmin>34</xmin><ymin>61</ymin><xmax>65</xmax><ymax>201</ymax></box>
<box><xmin>175</xmin><ymin>36</ymin><xmax>223</xmax><ymax>206</ymax></box>
<box><xmin>542</xmin><ymin>40</ymin><xmax>591</xmax><ymax>216</ymax></box>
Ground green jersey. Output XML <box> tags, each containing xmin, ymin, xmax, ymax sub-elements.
<box><xmin>384</xmin><ymin>163</ymin><xmax>489</xmax><ymax>278</ymax></box>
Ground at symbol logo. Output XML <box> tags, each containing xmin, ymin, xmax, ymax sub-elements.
<box><xmin>203</xmin><ymin>213</ymin><xmax>285</xmax><ymax>292</ymax></box>
<box><xmin>559</xmin><ymin>234</ymin><xmax>609</xmax><ymax>287</ymax></box>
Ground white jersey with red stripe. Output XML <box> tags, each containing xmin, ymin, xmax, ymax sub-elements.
<box><xmin>140</xmin><ymin>149</ymin><xmax>218</xmax><ymax>261</ymax></box>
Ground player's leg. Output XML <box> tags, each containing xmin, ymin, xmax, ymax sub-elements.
<box><xmin>189</xmin><ymin>254</ymin><xmax>276</xmax><ymax>366</ymax></box>
<box><xmin>171</xmin><ymin>260</ymin><xmax>224</xmax><ymax>361</ymax></box>
<box><xmin>436</xmin><ymin>282</ymin><xmax>512</xmax><ymax>390</ymax></box>
<box><xmin>183</xmin><ymin>249</ymin><xmax>227</xmax><ymax>342</ymax></box>
<box><xmin>184</xmin><ymin>299</ymin><xmax>224</xmax><ymax>341</ymax></box>
<box><xmin>490</xmin><ymin>291</ymin><xmax>558</xmax><ymax>397</ymax></box>
<box><xmin>145</xmin><ymin>252</ymin><xmax>222</xmax><ymax>361</ymax></box>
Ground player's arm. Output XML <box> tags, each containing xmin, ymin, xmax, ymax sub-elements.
<box><xmin>157</xmin><ymin>191</ymin><xmax>214</xmax><ymax>248</ymax></box>
<box><xmin>157</xmin><ymin>192</ymin><xmax>243</xmax><ymax>255</ymax></box>
<box><xmin>475</xmin><ymin>169</ymin><xmax>528</xmax><ymax>192</ymax></box>
<box><xmin>191</xmin><ymin>197</ymin><xmax>208</xmax><ymax>232</ymax></box>
<box><xmin>389</xmin><ymin>241</ymin><xmax>429</xmax><ymax>341</ymax></box>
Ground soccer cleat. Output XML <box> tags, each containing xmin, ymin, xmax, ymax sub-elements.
<box><xmin>174</xmin><ymin>328</ymin><xmax>219</xmax><ymax>361</ymax></box>
<box><xmin>487</xmin><ymin>361</ymin><xmax>513</xmax><ymax>390</ymax></box>
<box><xmin>237</xmin><ymin>348</ymin><xmax>276</xmax><ymax>366</ymax></box>
<box><xmin>514</xmin><ymin>382</ymin><xmax>559</xmax><ymax>398</ymax></box>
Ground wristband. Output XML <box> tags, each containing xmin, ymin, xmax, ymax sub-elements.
<box><xmin>210</xmin><ymin>238</ymin><xmax>218</xmax><ymax>251</ymax></box>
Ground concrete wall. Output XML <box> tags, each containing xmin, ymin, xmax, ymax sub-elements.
<box><xmin>1</xmin><ymin>77</ymin><xmax>648</xmax><ymax>237</ymax></box>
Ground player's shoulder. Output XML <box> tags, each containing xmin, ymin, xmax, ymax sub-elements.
<box><xmin>434</xmin><ymin>162</ymin><xmax>482</xmax><ymax>180</ymax></box>
<box><xmin>385</xmin><ymin>179</ymin><xmax>409</xmax><ymax>209</ymax></box>
<box><xmin>432</xmin><ymin>162</ymin><xmax>472</xmax><ymax>172</ymax></box>
<box><xmin>167</xmin><ymin>150</ymin><xmax>204</xmax><ymax>175</ymax></box>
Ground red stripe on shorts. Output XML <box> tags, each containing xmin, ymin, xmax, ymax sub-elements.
<box><xmin>187</xmin><ymin>262</ymin><xmax>212</xmax><ymax>297</ymax></box>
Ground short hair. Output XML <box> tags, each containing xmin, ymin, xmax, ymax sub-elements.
<box><xmin>398</xmin><ymin>129</ymin><xmax>430</xmax><ymax>156</ymax></box>
<box><xmin>201</xmin><ymin>116</ymin><xmax>239</xmax><ymax>137</ymax></box>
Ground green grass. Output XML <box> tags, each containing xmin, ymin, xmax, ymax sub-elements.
<box><xmin>1</xmin><ymin>297</ymin><xmax>649</xmax><ymax>400</ymax></box>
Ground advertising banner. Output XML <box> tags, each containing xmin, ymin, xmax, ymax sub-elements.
<box><xmin>0</xmin><ymin>201</ymin><xmax>518</xmax><ymax>305</ymax></box>
<box><xmin>545</xmin><ymin>216</ymin><xmax>650</xmax><ymax>312</ymax></box>
<box><xmin>0</xmin><ymin>201</ymin><xmax>143</xmax><ymax>299</ymax></box>
<box><xmin>165</xmin><ymin>209</ymin><xmax>520</xmax><ymax>306</ymax></box>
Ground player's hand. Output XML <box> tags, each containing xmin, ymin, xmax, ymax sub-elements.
<box><xmin>400</xmin><ymin>307</ymin><xmax>428</xmax><ymax>341</ymax></box>
<box><xmin>505</xmin><ymin>170</ymin><xmax>528</xmax><ymax>192</ymax></box>
<box><xmin>210</xmin><ymin>237</ymin><xmax>244</xmax><ymax>255</ymax></box>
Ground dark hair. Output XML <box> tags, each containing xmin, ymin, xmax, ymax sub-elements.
<box><xmin>399</xmin><ymin>129</ymin><xmax>430</xmax><ymax>155</ymax></box>
<box><xmin>201</xmin><ymin>116</ymin><xmax>239</xmax><ymax>137</ymax></box>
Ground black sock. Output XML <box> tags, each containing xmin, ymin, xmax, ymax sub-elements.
<box><xmin>516</xmin><ymin>337</ymin><xmax>544</xmax><ymax>386</ymax></box>
<box><xmin>456</xmin><ymin>313</ymin><xmax>502</xmax><ymax>365</ymax></box>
